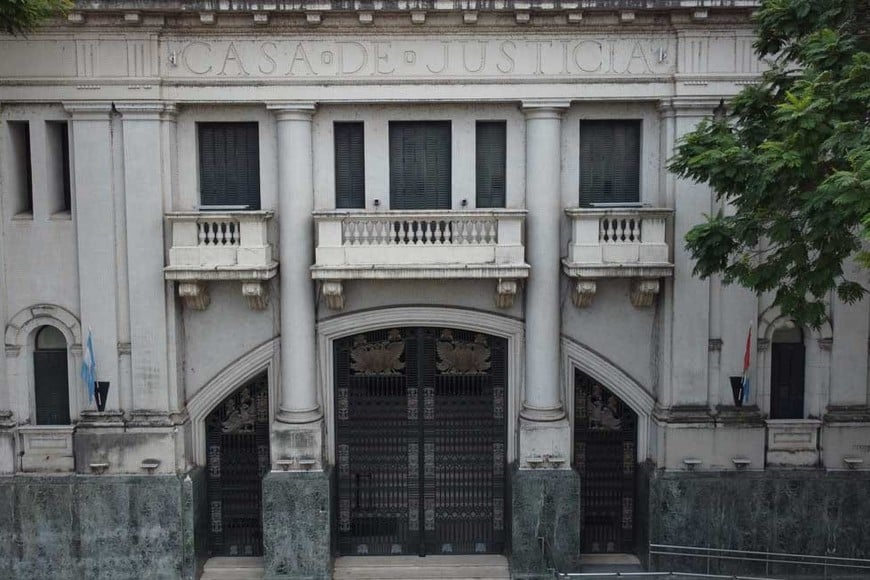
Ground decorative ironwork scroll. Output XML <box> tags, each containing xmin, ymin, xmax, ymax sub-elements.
<box><xmin>335</xmin><ymin>327</ymin><xmax>507</xmax><ymax>557</ymax></box>
<box><xmin>574</xmin><ymin>370</ymin><xmax>637</xmax><ymax>554</ymax></box>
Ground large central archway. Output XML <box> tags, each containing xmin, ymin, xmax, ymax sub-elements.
<box><xmin>333</xmin><ymin>326</ymin><xmax>507</xmax><ymax>557</ymax></box>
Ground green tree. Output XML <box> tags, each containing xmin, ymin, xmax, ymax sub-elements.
<box><xmin>669</xmin><ymin>0</ymin><xmax>870</xmax><ymax>328</ymax></box>
<box><xmin>1</xmin><ymin>0</ymin><xmax>71</xmax><ymax>35</ymax></box>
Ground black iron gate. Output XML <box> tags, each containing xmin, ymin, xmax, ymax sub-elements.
<box><xmin>574</xmin><ymin>370</ymin><xmax>637</xmax><ymax>553</ymax></box>
<box><xmin>206</xmin><ymin>373</ymin><xmax>270</xmax><ymax>557</ymax></box>
<box><xmin>335</xmin><ymin>327</ymin><xmax>507</xmax><ymax>556</ymax></box>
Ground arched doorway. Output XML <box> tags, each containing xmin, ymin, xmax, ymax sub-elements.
<box><xmin>334</xmin><ymin>327</ymin><xmax>507</xmax><ymax>556</ymax></box>
<box><xmin>205</xmin><ymin>373</ymin><xmax>270</xmax><ymax>557</ymax></box>
<box><xmin>574</xmin><ymin>369</ymin><xmax>637</xmax><ymax>554</ymax></box>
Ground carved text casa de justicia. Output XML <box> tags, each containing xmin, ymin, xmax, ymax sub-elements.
<box><xmin>170</xmin><ymin>37</ymin><xmax>673</xmax><ymax>78</ymax></box>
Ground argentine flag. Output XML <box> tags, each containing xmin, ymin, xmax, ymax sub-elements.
<box><xmin>742</xmin><ymin>324</ymin><xmax>752</xmax><ymax>404</ymax></box>
<box><xmin>81</xmin><ymin>329</ymin><xmax>97</xmax><ymax>402</ymax></box>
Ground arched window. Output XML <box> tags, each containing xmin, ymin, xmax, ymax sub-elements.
<box><xmin>770</xmin><ymin>325</ymin><xmax>805</xmax><ymax>419</ymax></box>
<box><xmin>33</xmin><ymin>325</ymin><xmax>70</xmax><ymax>425</ymax></box>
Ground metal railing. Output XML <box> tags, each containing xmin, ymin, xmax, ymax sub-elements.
<box><xmin>557</xmin><ymin>573</ymin><xmax>781</xmax><ymax>579</ymax></box>
<box><xmin>647</xmin><ymin>544</ymin><xmax>870</xmax><ymax>579</ymax></box>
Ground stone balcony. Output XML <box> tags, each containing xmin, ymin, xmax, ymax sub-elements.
<box><xmin>765</xmin><ymin>419</ymin><xmax>822</xmax><ymax>468</ymax></box>
<box><xmin>311</xmin><ymin>209</ymin><xmax>529</xmax><ymax>309</ymax></box>
<box><xmin>164</xmin><ymin>211</ymin><xmax>278</xmax><ymax>310</ymax></box>
<box><xmin>562</xmin><ymin>207</ymin><xmax>674</xmax><ymax>307</ymax></box>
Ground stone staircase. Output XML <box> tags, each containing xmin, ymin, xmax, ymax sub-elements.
<box><xmin>333</xmin><ymin>555</ymin><xmax>511</xmax><ymax>580</ymax></box>
<box><xmin>200</xmin><ymin>557</ymin><xmax>265</xmax><ymax>580</ymax></box>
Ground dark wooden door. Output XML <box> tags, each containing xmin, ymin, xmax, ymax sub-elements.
<box><xmin>771</xmin><ymin>343</ymin><xmax>805</xmax><ymax>419</ymax></box>
<box><xmin>574</xmin><ymin>370</ymin><xmax>637</xmax><ymax>554</ymax></box>
<box><xmin>33</xmin><ymin>350</ymin><xmax>69</xmax><ymax>425</ymax></box>
<box><xmin>335</xmin><ymin>327</ymin><xmax>507</xmax><ymax>556</ymax></box>
<box><xmin>205</xmin><ymin>374</ymin><xmax>270</xmax><ymax>557</ymax></box>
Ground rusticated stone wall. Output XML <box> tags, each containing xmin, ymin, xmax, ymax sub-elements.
<box><xmin>648</xmin><ymin>470</ymin><xmax>870</xmax><ymax>576</ymax></box>
<box><xmin>0</xmin><ymin>473</ymin><xmax>202</xmax><ymax>580</ymax></box>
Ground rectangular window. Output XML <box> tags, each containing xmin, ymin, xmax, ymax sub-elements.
<box><xmin>389</xmin><ymin>121</ymin><xmax>451</xmax><ymax>210</ymax></box>
<box><xmin>334</xmin><ymin>122</ymin><xmax>365</xmax><ymax>209</ymax></box>
<box><xmin>46</xmin><ymin>121</ymin><xmax>72</xmax><ymax>214</ymax></box>
<box><xmin>8</xmin><ymin>121</ymin><xmax>33</xmax><ymax>216</ymax></box>
<box><xmin>475</xmin><ymin>121</ymin><xmax>506</xmax><ymax>208</ymax></box>
<box><xmin>579</xmin><ymin>120</ymin><xmax>641</xmax><ymax>207</ymax></box>
<box><xmin>198</xmin><ymin>122</ymin><xmax>261</xmax><ymax>210</ymax></box>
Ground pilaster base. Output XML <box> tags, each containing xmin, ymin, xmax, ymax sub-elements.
<box><xmin>271</xmin><ymin>419</ymin><xmax>324</xmax><ymax>471</ymax></box>
<box><xmin>517</xmin><ymin>417</ymin><xmax>571</xmax><ymax>470</ymax></box>
<box><xmin>0</xmin><ymin>427</ymin><xmax>15</xmax><ymax>474</ymax></box>
<box><xmin>263</xmin><ymin>469</ymin><xmax>332</xmax><ymax>580</ymax></box>
<box><xmin>511</xmin><ymin>468</ymin><xmax>581</xmax><ymax>578</ymax></box>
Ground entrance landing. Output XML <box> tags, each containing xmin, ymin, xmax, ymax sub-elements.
<box><xmin>333</xmin><ymin>555</ymin><xmax>511</xmax><ymax>579</ymax></box>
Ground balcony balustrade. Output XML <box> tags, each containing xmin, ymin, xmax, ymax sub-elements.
<box><xmin>164</xmin><ymin>211</ymin><xmax>277</xmax><ymax>310</ymax></box>
<box><xmin>311</xmin><ymin>209</ymin><xmax>529</xmax><ymax>309</ymax></box>
<box><xmin>562</xmin><ymin>207</ymin><xmax>673</xmax><ymax>307</ymax></box>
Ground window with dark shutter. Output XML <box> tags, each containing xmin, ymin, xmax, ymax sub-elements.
<box><xmin>198</xmin><ymin>122</ymin><xmax>261</xmax><ymax>210</ymax></box>
<box><xmin>476</xmin><ymin>121</ymin><xmax>506</xmax><ymax>208</ymax></box>
<box><xmin>334</xmin><ymin>122</ymin><xmax>365</xmax><ymax>209</ymax></box>
<box><xmin>33</xmin><ymin>326</ymin><xmax>70</xmax><ymax>426</ymax></box>
<box><xmin>579</xmin><ymin>120</ymin><xmax>641</xmax><ymax>207</ymax></box>
<box><xmin>770</xmin><ymin>326</ymin><xmax>806</xmax><ymax>419</ymax></box>
<box><xmin>389</xmin><ymin>121</ymin><xmax>451</xmax><ymax>210</ymax></box>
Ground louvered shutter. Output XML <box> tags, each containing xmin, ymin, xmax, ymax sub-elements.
<box><xmin>334</xmin><ymin>122</ymin><xmax>365</xmax><ymax>208</ymax></box>
<box><xmin>199</xmin><ymin>122</ymin><xmax>261</xmax><ymax>209</ymax></box>
<box><xmin>476</xmin><ymin>121</ymin><xmax>506</xmax><ymax>208</ymax></box>
<box><xmin>579</xmin><ymin>120</ymin><xmax>641</xmax><ymax>206</ymax></box>
<box><xmin>34</xmin><ymin>350</ymin><xmax>70</xmax><ymax>425</ymax></box>
<box><xmin>389</xmin><ymin>122</ymin><xmax>451</xmax><ymax>210</ymax></box>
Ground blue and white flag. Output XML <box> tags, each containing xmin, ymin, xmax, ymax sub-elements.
<box><xmin>81</xmin><ymin>328</ymin><xmax>97</xmax><ymax>402</ymax></box>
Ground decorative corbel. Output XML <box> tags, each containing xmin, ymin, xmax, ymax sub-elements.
<box><xmin>629</xmin><ymin>279</ymin><xmax>660</xmax><ymax>308</ymax></box>
<box><xmin>178</xmin><ymin>282</ymin><xmax>210</xmax><ymax>311</ymax></box>
<box><xmin>242</xmin><ymin>282</ymin><xmax>269</xmax><ymax>311</ymax></box>
<box><xmin>322</xmin><ymin>281</ymin><xmax>345</xmax><ymax>310</ymax></box>
<box><xmin>495</xmin><ymin>279</ymin><xmax>518</xmax><ymax>309</ymax></box>
<box><xmin>572</xmin><ymin>280</ymin><xmax>597</xmax><ymax>308</ymax></box>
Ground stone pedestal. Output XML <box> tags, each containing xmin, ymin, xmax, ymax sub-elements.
<box><xmin>262</xmin><ymin>470</ymin><xmax>332</xmax><ymax>580</ymax></box>
<box><xmin>511</xmin><ymin>468</ymin><xmax>581</xmax><ymax>578</ymax></box>
<box><xmin>270</xmin><ymin>420</ymin><xmax>325</xmax><ymax>471</ymax></box>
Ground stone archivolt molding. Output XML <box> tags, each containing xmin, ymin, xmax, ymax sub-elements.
<box><xmin>317</xmin><ymin>307</ymin><xmax>525</xmax><ymax>463</ymax></box>
<box><xmin>561</xmin><ymin>336</ymin><xmax>655</xmax><ymax>463</ymax></box>
<box><xmin>5</xmin><ymin>304</ymin><xmax>83</xmax><ymax>351</ymax></box>
<box><xmin>187</xmin><ymin>337</ymin><xmax>279</xmax><ymax>466</ymax></box>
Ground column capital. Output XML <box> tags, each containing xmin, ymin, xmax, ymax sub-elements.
<box><xmin>521</xmin><ymin>99</ymin><xmax>571</xmax><ymax>119</ymax></box>
<box><xmin>114</xmin><ymin>101</ymin><xmax>166</xmax><ymax>121</ymax></box>
<box><xmin>62</xmin><ymin>101</ymin><xmax>114</xmax><ymax>120</ymax></box>
<box><xmin>268</xmin><ymin>101</ymin><xmax>317</xmax><ymax>121</ymax></box>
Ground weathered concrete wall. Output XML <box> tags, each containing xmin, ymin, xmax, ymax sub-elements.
<box><xmin>0</xmin><ymin>473</ymin><xmax>199</xmax><ymax>580</ymax></box>
<box><xmin>648</xmin><ymin>471</ymin><xmax>870</xmax><ymax>576</ymax></box>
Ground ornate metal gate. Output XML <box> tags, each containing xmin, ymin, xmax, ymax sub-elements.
<box><xmin>574</xmin><ymin>370</ymin><xmax>637</xmax><ymax>553</ymax></box>
<box><xmin>335</xmin><ymin>327</ymin><xmax>507</xmax><ymax>556</ymax></box>
<box><xmin>206</xmin><ymin>374</ymin><xmax>270</xmax><ymax>557</ymax></box>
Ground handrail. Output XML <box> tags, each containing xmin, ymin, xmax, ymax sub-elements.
<box><xmin>650</xmin><ymin>545</ymin><xmax>870</xmax><ymax>565</ymax></box>
<box><xmin>556</xmin><ymin>573</ymin><xmax>781</xmax><ymax>579</ymax></box>
<box><xmin>537</xmin><ymin>534</ymin><xmax>561</xmax><ymax>578</ymax></box>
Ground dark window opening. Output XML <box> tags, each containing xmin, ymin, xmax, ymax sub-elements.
<box><xmin>334</xmin><ymin>122</ymin><xmax>365</xmax><ymax>209</ymax></box>
<box><xmin>770</xmin><ymin>325</ymin><xmax>805</xmax><ymax>419</ymax></box>
<box><xmin>47</xmin><ymin>121</ymin><xmax>72</xmax><ymax>213</ymax></box>
<box><xmin>198</xmin><ymin>122</ymin><xmax>261</xmax><ymax>210</ymax></box>
<box><xmin>9</xmin><ymin>121</ymin><xmax>33</xmax><ymax>215</ymax></box>
<box><xmin>476</xmin><ymin>121</ymin><xmax>506</xmax><ymax>208</ymax></box>
<box><xmin>579</xmin><ymin>120</ymin><xmax>641</xmax><ymax>207</ymax></box>
<box><xmin>389</xmin><ymin>121</ymin><xmax>451</xmax><ymax>210</ymax></box>
<box><xmin>33</xmin><ymin>325</ymin><xmax>70</xmax><ymax>425</ymax></box>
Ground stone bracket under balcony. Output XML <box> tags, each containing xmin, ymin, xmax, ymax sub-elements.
<box><xmin>164</xmin><ymin>211</ymin><xmax>278</xmax><ymax>311</ymax></box>
<box><xmin>311</xmin><ymin>209</ymin><xmax>529</xmax><ymax>310</ymax></box>
<box><xmin>562</xmin><ymin>207</ymin><xmax>674</xmax><ymax>308</ymax></box>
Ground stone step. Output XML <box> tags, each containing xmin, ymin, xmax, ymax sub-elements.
<box><xmin>333</xmin><ymin>555</ymin><xmax>511</xmax><ymax>580</ymax></box>
<box><xmin>578</xmin><ymin>553</ymin><xmax>644</xmax><ymax>573</ymax></box>
<box><xmin>201</xmin><ymin>557</ymin><xmax>265</xmax><ymax>580</ymax></box>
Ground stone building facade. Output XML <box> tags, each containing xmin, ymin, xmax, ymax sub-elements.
<box><xmin>1</xmin><ymin>1</ymin><xmax>869</xmax><ymax>579</ymax></box>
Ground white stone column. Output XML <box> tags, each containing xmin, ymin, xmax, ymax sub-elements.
<box><xmin>0</xmin><ymin>102</ymin><xmax>13</xmax><ymax>472</ymax></box>
<box><xmin>269</xmin><ymin>102</ymin><xmax>323</xmax><ymax>468</ymax></box>
<box><xmin>116</xmin><ymin>102</ymin><xmax>172</xmax><ymax>419</ymax></box>
<box><xmin>518</xmin><ymin>101</ymin><xmax>571</xmax><ymax>468</ymax></box>
<box><xmin>830</xmin><ymin>258</ymin><xmax>870</xmax><ymax>409</ymax></box>
<box><xmin>64</xmin><ymin>102</ymin><xmax>121</xmax><ymax>413</ymax></box>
